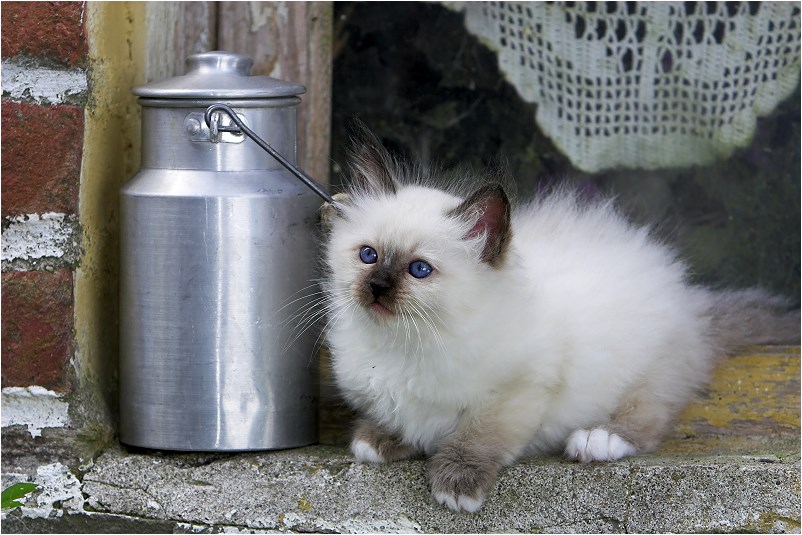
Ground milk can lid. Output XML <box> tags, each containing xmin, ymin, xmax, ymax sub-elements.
<box><xmin>132</xmin><ymin>51</ymin><xmax>306</xmax><ymax>99</ymax></box>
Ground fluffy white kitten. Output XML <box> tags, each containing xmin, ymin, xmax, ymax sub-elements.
<box><xmin>320</xmin><ymin>129</ymin><xmax>799</xmax><ymax>513</ymax></box>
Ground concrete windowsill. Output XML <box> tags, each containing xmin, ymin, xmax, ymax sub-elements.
<box><xmin>3</xmin><ymin>438</ymin><xmax>800</xmax><ymax>534</ymax></box>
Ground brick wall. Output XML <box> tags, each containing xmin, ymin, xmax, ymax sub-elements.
<box><xmin>1</xmin><ymin>2</ymin><xmax>88</xmax><ymax>394</ymax></box>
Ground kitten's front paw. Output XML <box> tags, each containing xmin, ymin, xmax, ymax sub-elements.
<box><xmin>433</xmin><ymin>490</ymin><xmax>484</xmax><ymax>514</ymax></box>
<box><xmin>429</xmin><ymin>446</ymin><xmax>500</xmax><ymax>513</ymax></box>
<box><xmin>565</xmin><ymin>428</ymin><xmax>637</xmax><ymax>463</ymax></box>
<box><xmin>351</xmin><ymin>438</ymin><xmax>385</xmax><ymax>463</ymax></box>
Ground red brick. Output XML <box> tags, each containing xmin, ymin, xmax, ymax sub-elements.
<box><xmin>1</xmin><ymin>101</ymin><xmax>82</xmax><ymax>217</ymax></box>
<box><xmin>1</xmin><ymin>270</ymin><xmax>74</xmax><ymax>392</ymax></box>
<box><xmin>1</xmin><ymin>2</ymin><xmax>88</xmax><ymax>67</ymax></box>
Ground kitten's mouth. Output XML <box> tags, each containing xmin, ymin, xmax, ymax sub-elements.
<box><xmin>369</xmin><ymin>300</ymin><xmax>394</xmax><ymax>317</ymax></box>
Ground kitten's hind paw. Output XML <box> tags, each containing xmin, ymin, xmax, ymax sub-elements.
<box><xmin>565</xmin><ymin>428</ymin><xmax>636</xmax><ymax>463</ymax></box>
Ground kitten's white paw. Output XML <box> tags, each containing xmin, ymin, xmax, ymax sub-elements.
<box><xmin>457</xmin><ymin>494</ymin><xmax>484</xmax><ymax>513</ymax></box>
<box><xmin>434</xmin><ymin>491</ymin><xmax>484</xmax><ymax>513</ymax></box>
<box><xmin>351</xmin><ymin>438</ymin><xmax>385</xmax><ymax>463</ymax></box>
<box><xmin>565</xmin><ymin>428</ymin><xmax>637</xmax><ymax>462</ymax></box>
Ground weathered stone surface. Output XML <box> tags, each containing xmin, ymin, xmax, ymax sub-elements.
<box><xmin>0</xmin><ymin>513</ymin><xmax>182</xmax><ymax>535</ymax></box>
<box><xmin>71</xmin><ymin>444</ymin><xmax>800</xmax><ymax>534</ymax></box>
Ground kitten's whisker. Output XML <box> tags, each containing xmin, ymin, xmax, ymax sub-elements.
<box><xmin>399</xmin><ymin>310</ymin><xmax>412</xmax><ymax>354</ymax></box>
<box><xmin>404</xmin><ymin>309</ymin><xmax>422</xmax><ymax>361</ymax></box>
<box><xmin>286</xmin><ymin>304</ymin><xmax>328</xmax><ymax>345</ymax></box>
<box><xmin>408</xmin><ymin>299</ymin><xmax>446</xmax><ymax>356</ymax></box>
<box><xmin>282</xmin><ymin>307</ymin><xmax>328</xmax><ymax>354</ymax></box>
<box><xmin>301</xmin><ymin>296</ymin><xmax>358</xmax><ymax>369</ymax></box>
<box><xmin>285</xmin><ymin>295</ymin><xmax>331</xmax><ymax>329</ymax></box>
<box><xmin>275</xmin><ymin>282</ymin><xmax>326</xmax><ymax>308</ymax></box>
<box><xmin>276</xmin><ymin>286</ymin><xmax>355</xmax><ymax>350</ymax></box>
<box><xmin>407</xmin><ymin>297</ymin><xmax>452</xmax><ymax>375</ymax></box>
<box><xmin>317</xmin><ymin>300</ymin><xmax>351</xmax><ymax>340</ymax></box>
<box><xmin>391</xmin><ymin>308</ymin><xmax>404</xmax><ymax>347</ymax></box>
<box><xmin>421</xmin><ymin>302</ymin><xmax>447</xmax><ymax>327</ymax></box>
<box><xmin>285</xmin><ymin>286</ymin><xmax>353</xmax><ymax>328</ymax></box>
<box><xmin>273</xmin><ymin>281</ymin><xmax>331</xmax><ymax>320</ymax></box>
<box><xmin>285</xmin><ymin>295</ymin><xmax>329</xmax><ymax>324</ymax></box>
<box><xmin>282</xmin><ymin>284</ymin><xmax>357</xmax><ymax>357</ymax></box>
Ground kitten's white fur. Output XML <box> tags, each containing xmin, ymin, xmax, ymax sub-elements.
<box><xmin>326</xmin><ymin>186</ymin><xmax>711</xmax><ymax>451</ymax></box>
<box><xmin>320</xmin><ymin>143</ymin><xmax>798</xmax><ymax>513</ymax></box>
<box><xmin>351</xmin><ymin>439</ymin><xmax>385</xmax><ymax>464</ymax></box>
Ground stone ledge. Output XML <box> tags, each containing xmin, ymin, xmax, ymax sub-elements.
<box><xmin>3</xmin><ymin>443</ymin><xmax>800</xmax><ymax>534</ymax></box>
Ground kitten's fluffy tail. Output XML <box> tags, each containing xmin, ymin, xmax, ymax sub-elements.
<box><xmin>706</xmin><ymin>288</ymin><xmax>800</xmax><ymax>354</ymax></box>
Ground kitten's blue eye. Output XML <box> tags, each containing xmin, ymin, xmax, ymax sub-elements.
<box><xmin>408</xmin><ymin>260</ymin><xmax>433</xmax><ymax>279</ymax></box>
<box><xmin>359</xmin><ymin>246</ymin><xmax>378</xmax><ymax>264</ymax></box>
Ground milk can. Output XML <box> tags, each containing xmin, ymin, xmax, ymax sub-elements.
<box><xmin>119</xmin><ymin>51</ymin><xmax>323</xmax><ymax>451</ymax></box>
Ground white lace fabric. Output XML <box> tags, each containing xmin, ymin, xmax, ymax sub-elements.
<box><xmin>455</xmin><ymin>1</ymin><xmax>801</xmax><ymax>172</ymax></box>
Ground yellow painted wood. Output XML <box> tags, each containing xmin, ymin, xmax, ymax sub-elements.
<box><xmin>674</xmin><ymin>345</ymin><xmax>800</xmax><ymax>438</ymax></box>
<box><xmin>78</xmin><ymin>2</ymin><xmax>149</xmax><ymax>429</ymax></box>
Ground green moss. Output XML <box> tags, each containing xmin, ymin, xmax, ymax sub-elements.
<box><xmin>297</xmin><ymin>496</ymin><xmax>313</xmax><ymax>511</ymax></box>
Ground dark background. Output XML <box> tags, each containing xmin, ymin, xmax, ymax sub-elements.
<box><xmin>329</xmin><ymin>2</ymin><xmax>800</xmax><ymax>301</ymax></box>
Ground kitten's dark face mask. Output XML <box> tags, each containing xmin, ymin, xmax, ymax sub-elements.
<box><xmin>353</xmin><ymin>244</ymin><xmax>434</xmax><ymax>318</ymax></box>
<box><xmin>328</xmin><ymin>120</ymin><xmax>513</xmax><ymax>323</ymax></box>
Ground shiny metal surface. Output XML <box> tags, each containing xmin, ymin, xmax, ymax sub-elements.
<box><xmin>132</xmin><ymin>51</ymin><xmax>306</xmax><ymax>100</ymax></box>
<box><xmin>138</xmin><ymin>105</ymin><xmax>298</xmax><ymax>171</ymax></box>
<box><xmin>203</xmin><ymin>103</ymin><xmax>339</xmax><ymax>207</ymax></box>
<box><xmin>119</xmin><ymin>52</ymin><xmax>319</xmax><ymax>451</ymax></box>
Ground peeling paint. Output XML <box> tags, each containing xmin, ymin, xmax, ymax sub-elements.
<box><xmin>1</xmin><ymin>386</ymin><xmax>71</xmax><ymax>437</ymax></box>
<box><xmin>14</xmin><ymin>463</ymin><xmax>84</xmax><ymax>519</ymax></box>
<box><xmin>675</xmin><ymin>348</ymin><xmax>801</xmax><ymax>438</ymax></box>
<box><xmin>1</xmin><ymin>61</ymin><xmax>88</xmax><ymax>105</ymax></box>
<box><xmin>1</xmin><ymin>213</ymin><xmax>81</xmax><ymax>271</ymax></box>
<box><xmin>76</xmin><ymin>1</ymin><xmax>147</xmax><ymax>436</ymax></box>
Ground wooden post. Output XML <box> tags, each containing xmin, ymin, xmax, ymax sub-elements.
<box><xmin>218</xmin><ymin>1</ymin><xmax>333</xmax><ymax>184</ymax></box>
<box><xmin>174</xmin><ymin>2</ymin><xmax>218</xmax><ymax>74</ymax></box>
<box><xmin>142</xmin><ymin>3</ymin><xmax>217</xmax><ymax>80</ymax></box>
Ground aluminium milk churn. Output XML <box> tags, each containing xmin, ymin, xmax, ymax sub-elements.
<box><xmin>119</xmin><ymin>51</ymin><xmax>320</xmax><ymax>451</ymax></box>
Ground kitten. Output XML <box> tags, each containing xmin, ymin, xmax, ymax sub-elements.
<box><xmin>319</xmin><ymin>128</ymin><xmax>800</xmax><ymax>513</ymax></box>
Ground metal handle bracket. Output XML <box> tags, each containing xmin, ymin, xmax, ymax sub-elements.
<box><xmin>204</xmin><ymin>103</ymin><xmax>342</xmax><ymax>212</ymax></box>
<box><xmin>185</xmin><ymin>112</ymin><xmax>247</xmax><ymax>144</ymax></box>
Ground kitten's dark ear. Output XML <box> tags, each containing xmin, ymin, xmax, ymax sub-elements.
<box><xmin>319</xmin><ymin>192</ymin><xmax>351</xmax><ymax>231</ymax></box>
<box><xmin>449</xmin><ymin>184</ymin><xmax>512</xmax><ymax>268</ymax></box>
<box><xmin>347</xmin><ymin>119</ymin><xmax>398</xmax><ymax>196</ymax></box>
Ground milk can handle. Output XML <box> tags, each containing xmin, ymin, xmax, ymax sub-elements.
<box><xmin>204</xmin><ymin>103</ymin><xmax>343</xmax><ymax>212</ymax></box>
